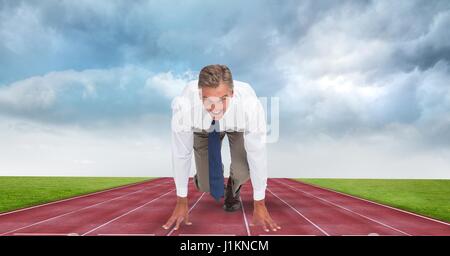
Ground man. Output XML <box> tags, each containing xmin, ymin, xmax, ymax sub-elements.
<box><xmin>163</xmin><ymin>64</ymin><xmax>280</xmax><ymax>233</ymax></box>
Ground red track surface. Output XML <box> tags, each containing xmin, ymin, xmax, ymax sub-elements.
<box><xmin>0</xmin><ymin>178</ymin><xmax>448</xmax><ymax>236</ymax></box>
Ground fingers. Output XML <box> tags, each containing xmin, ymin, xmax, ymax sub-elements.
<box><xmin>252</xmin><ymin>216</ymin><xmax>275</xmax><ymax>232</ymax></box>
<box><xmin>184</xmin><ymin>214</ymin><xmax>192</xmax><ymax>225</ymax></box>
<box><xmin>255</xmin><ymin>217</ymin><xmax>281</xmax><ymax>232</ymax></box>
<box><xmin>174</xmin><ymin>216</ymin><xmax>184</xmax><ymax>230</ymax></box>
<box><xmin>162</xmin><ymin>217</ymin><xmax>176</xmax><ymax>230</ymax></box>
<box><xmin>262</xmin><ymin>223</ymin><xmax>269</xmax><ymax>232</ymax></box>
<box><xmin>265</xmin><ymin>216</ymin><xmax>280</xmax><ymax>231</ymax></box>
<box><xmin>268</xmin><ymin>219</ymin><xmax>281</xmax><ymax>231</ymax></box>
<box><xmin>276</xmin><ymin>223</ymin><xmax>281</xmax><ymax>230</ymax></box>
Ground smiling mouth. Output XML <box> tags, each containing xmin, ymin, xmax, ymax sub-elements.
<box><xmin>210</xmin><ymin>109</ymin><xmax>223</xmax><ymax>115</ymax></box>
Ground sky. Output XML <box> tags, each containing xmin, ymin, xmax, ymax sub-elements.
<box><xmin>0</xmin><ymin>0</ymin><xmax>449</xmax><ymax>178</ymax></box>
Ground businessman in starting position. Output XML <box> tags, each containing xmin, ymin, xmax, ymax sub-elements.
<box><xmin>163</xmin><ymin>64</ymin><xmax>280</xmax><ymax>233</ymax></box>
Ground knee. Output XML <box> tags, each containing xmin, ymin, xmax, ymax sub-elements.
<box><xmin>230</xmin><ymin>156</ymin><xmax>249</xmax><ymax>173</ymax></box>
<box><xmin>230</xmin><ymin>161</ymin><xmax>250</xmax><ymax>182</ymax></box>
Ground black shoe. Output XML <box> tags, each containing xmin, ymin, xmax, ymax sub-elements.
<box><xmin>223</xmin><ymin>178</ymin><xmax>241</xmax><ymax>212</ymax></box>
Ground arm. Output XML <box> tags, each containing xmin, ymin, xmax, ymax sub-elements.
<box><xmin>244</xmin><ymin>97</ymin><xmax>281</xmax><ymax>232</ymax></box>
<box><xmin>163</xmin><ymin>97</ymin><xmax>193</xmax><ymax>230</ymax></box>
<box><xmin>243</xmin><ymin>96</ymin><xmax>268</xmax><ymax>201</ymax></box>
<box><xmin>244</xmin><ymin>129</ymin><xmax>267</xmax><ymax>201</ymax></box>
<box><xmin>171</xmin><ymin>130</ymin><xmax>193</xmax><ymax>198</ymax></box>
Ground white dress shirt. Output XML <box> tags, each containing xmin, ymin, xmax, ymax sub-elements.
<box><xmin>171</xmin><ymin>80</ymin><xmax>268</xmax><ymax>201</ymax></box>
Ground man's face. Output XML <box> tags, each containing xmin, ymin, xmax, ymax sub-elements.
<box><xmin>200</xmin><ymin>83</ymin><xmax>233</xmax><ymax>120</ymax></box>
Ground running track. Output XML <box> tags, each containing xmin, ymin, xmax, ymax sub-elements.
<box><xmin>0</xmin><ymin>178</ymin><xmax>448</xmax><ymax>236</ymax></box>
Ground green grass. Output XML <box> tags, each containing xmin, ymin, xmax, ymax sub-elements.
<box><xmin>295</xmin><ymin>179</ymin><xmax>450</xmax><ymax>223</ymax></box>
<box><xmin>0</xmin><ymin>176</ymin><xmax>153</xmax><ymax>213</ymax></box>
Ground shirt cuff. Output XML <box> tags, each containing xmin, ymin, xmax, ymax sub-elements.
<box><xmin>253</xmin><ymin>189</ymin><xmax>265</xmax><ymax>201</ymax></box>
<box><xmin>176</xmin><ymin>187</ymin><xmax>188</xmax><ymax>198</ymax></box>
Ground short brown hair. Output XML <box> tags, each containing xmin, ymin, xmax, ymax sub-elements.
<box><xmin>198</xmin><ymin>64</ymin><xmax>234</xmax><ymax>89</ymax></box>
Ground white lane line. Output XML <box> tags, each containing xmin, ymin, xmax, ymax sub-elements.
<box><xmin>289</xmin><ymin>179</ymin><xmax>450</xmax><ymax>227</ymax></box>
<box><xmin>267</xmin><ymin>188</ymin><xmax>329</xmax><ymax>236</ymax></box>
<box><xmin>258</xmin><ymin>234</ymin><xmax>316</xmax><ymax>236</ymax></box>
<box><xmin>341</xmin><ymin>234</ymin><xmax>398</xmax><ymax>236</ymax></box>
<box><xmin>275</xmin><ymin>179</ymin><xmax>411</xmax><ymax>236</ymax></box>
<box><xmin>239</xmin><ymin>196</ymin><xmax>251</xmax><ymax>236</ymax></box>
<box><xmin>166</xmin><ymin>192</ymin><xmax>206</xmax><ymax>236</ymax></box>
<box><xmin>179</xmin><ymin>234</ymin><xmax>236</xmax><ymax>236</ymax></box>
<box><xmin>0</xmin><ymin>178</ymin><xmax>168</xmax><ymax>217</ymax></box>
<box><xmin>12</xmin><ymin>233</ymin><xmax>75</xmax><ymax>236</ymax></box>
<box><xmin>0</xmin><ymin>181</ymin><xmax>172</xmax><ymax>236</ymax></box>
<box><xmin>97</xmin><ymin>233</ymin><xmax>155</xmax><ymax>236</ymax></box>
<box><xmin>82</xmin><ymin>189</ymin><xmax>176</xmax><ymax>236</ymax></box>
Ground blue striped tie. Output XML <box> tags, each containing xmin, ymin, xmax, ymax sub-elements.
<box><xmin>208</xmin><ymin>120</ymin><xmax>224</xmax><ymax>201</ymax></box>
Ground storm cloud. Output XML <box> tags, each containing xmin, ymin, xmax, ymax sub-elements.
<box><xmin>0</xmin><ymin>0</ymin><xmax>449</xmax><ymax>178</ymax></box>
